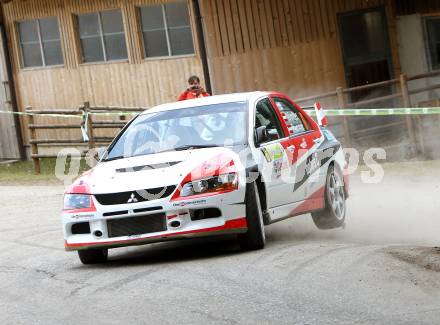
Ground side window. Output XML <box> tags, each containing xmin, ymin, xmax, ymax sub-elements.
<box><xmin>18</xmin><ymin>17</ymin><xmax>63</xmax><ymax>68</ymax></box>
<box><xmin>273</xmin><ymin>98</ymin><xmax>311</xmax><ymax>135</ymax></box>
<box><xmin>255</xmin><ymin>98</ymin><xmax>284</xmax><ymax>142</ymax></box>
<box><xmin>139</xmin><ymin>2</ymin><xmax>195</xmax><ymax>58</ymax></box>
<box><xmin>77</xmin><ymin>10</ymin><xmax>128</xmax><ymax>63</ymax></box>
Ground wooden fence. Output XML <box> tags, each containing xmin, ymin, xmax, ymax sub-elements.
<box><xmin>26</xmin><ymin>71</ymin><xmax>440</xmax><ymax>173</ymax></box>
<box><xmin>294</xmin><ymin>70</ymin><xmax>440</xmax><ymax>152</ymax></box>
<box><xmin>27</xmin><ymin>104</ymin><xmax>144</xmax><ymax>173</ymax></box>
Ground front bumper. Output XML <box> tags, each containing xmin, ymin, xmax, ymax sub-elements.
<box><xmin>63</xmin><ymin>189</ymin><xmax>247</xmax><ymax>251</ymax></box>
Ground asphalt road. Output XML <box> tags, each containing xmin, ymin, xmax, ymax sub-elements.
<box><xmin>1</xmin><ymin>161</ymin><xmax>440</xmax><ymax>324</ymax></box>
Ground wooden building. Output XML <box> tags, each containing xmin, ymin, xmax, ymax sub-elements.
<box><xmin>0</xmin><ymin>0</ymin><xmax>439</xmax><ymax>159</ymax></box>
<box><xmin>200</xmin><ymin>0</ymin><xmax>402</xmax><ymax>99</ymax></box>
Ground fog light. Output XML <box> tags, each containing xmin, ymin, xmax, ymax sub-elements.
<box><xmin>169</xmin><ymin>220</ymin><xmax>181</xmax><ymax>228</ymax></box>
<box><xmin>94</xmin><ymin>230</ymin><xmax>103</xmax><ymax>237</ymax></box>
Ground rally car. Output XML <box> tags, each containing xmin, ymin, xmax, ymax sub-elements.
<box><xmin>63</xmin><ymin>92</ymin><xmax>349</xmax><ymax>264</ymax></box>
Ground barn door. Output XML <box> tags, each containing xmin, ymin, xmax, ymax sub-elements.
<box><xmin>338</xmin><ymin>7</ymin><xmax>394</xmax><ymax>104</ymax></box>
<box><xmin>0</xmin><ymin>24</ymin><xmax>21</xmax><ymax>160</ymax></box>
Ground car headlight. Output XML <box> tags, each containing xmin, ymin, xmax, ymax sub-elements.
<box><xmin>63</xmin><ymin>194</ymin><xmax>92</xmax><ymax>210</ymax></box>
<box><xmin>180</xmin><ymin>173</ymin><xmax>238</xmax><ymax>197</ymax></box>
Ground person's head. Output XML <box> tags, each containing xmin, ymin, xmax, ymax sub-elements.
<box><xmin>188</xmin><ymin>75</ymin><xmax>201</xmax><ymax>89</ymax></box>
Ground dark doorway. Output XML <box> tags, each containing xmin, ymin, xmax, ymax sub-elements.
<box><xmin>338</xmin><ymin>7</ymin><xmax>393</xmax><ymax>103</ymax></box>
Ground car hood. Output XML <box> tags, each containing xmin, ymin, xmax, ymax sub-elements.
<box><xmin>88</xmin><ymin>147</ymin><xmax>240</xmax><ymax>194</ymax></box>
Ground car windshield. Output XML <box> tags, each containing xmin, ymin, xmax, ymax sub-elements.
<box><xmin>105</xmin><ymin>101</ymin><xmax>248</xmax><ymax>160</ymax></box>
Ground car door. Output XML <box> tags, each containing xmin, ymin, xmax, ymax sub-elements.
<box><xmin>271</xmin><ymin>96</ymin><xmax>323</xmax><ymax>202</ymax></box>
<box><xmin>253</xmin><ymin>97</ymin><xmax>293</xmax><ymax>208</ymax></box>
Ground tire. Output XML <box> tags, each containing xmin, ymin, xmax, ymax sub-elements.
<box><xmin>238</xmin><ymin>181</ymin><xmax>266</xmax><ymax>250</ymax></box>
<box><xmin>78</xmin><ymin>249</ymin><xmax>108</xmax><ymax>264</ymax></box>
<box><xmin>311</xmin><ymin>165</ymin><xmax>346</xmax><ymax>230</ymax></box>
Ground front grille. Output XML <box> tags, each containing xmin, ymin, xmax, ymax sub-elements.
<box><xmin>103</xmin><ymin>206</ymin><xmax>163</xmax><ymax>217</ymax></box>
<box><xmin>134</xmin><ymin>206</ymin><xmax>163</xmax><ymax>213</ymax></box>
<box><xmin>103</xmin><ymin>210</ymin><xmax>129</xmax><ymax>217</ymax></box>
<box><xmin>95</xmin><ymin>186</ymin><xmax>176</xmax><ymax>205</ymax></box>
<box><xmin>107</xmin><ymin>213</ymin><xmax>166</xmax><ymax>238</ymax></box>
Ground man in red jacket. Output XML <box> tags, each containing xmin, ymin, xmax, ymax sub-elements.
<box><xmin>178</xmin><ymin>75</ymin><xmax>210</xmax><ymax>101</ymax></box>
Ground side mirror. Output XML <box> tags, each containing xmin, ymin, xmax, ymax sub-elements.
<box><xmin>267</xmin><ymin>128</ymin><xmax>280</xmax><ymax>140</ymax></box>
<box><xmin>254</xmin><ymin>126</ymin><xmax>268</xmax><ymax>146</ymax></box>
<box><xmin>96</xmin><ymin>147</ymin><xmax>107</xmax><ymax>161</ymax></box>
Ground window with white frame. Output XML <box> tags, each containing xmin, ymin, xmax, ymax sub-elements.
<box><xmin>426</xmin><ymin>17</ymin><xmax>440</xmax><ymax>71</ymax></box>
<box><xmin>18</xmin><ymin>17</ymin><xmax>63</xmax><ymax>68</ymax></box>
<box><xmin>77</xmin><ymin>10</ymin><xmax>128</xmax><ymax>63</ymax></box>
<box><xmin>139</xmin><ymin>2</ymin><xmax>194</xmax><ymax>58</ymax></box>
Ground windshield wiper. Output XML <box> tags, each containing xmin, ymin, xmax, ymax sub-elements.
<box><xmin>175</xmin><ymin>144</ymin><xmax>219</xmax><ymax>151</ymax></box>
<box><xmin>157</xmin><ymin>144</ymin><xmax>219</xmax><ymax>154</ymax></box>
<box><xmin>102</xmin><ymin>155</ymin><xmax>125</xmax><ymax>162</ymax></box>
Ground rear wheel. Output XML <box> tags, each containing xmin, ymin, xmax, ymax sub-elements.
<box><xmin>78</xmin><ymin>249</ymin><xmax>108</xmax><ymax>264</ymax></box>
<box><xmin>312</xmin><ymin>165</ymin><xmax>346</xmax><ymax>230</ymax></box>
<box><xmin>238</xmin><ymin>181</ymin><xmax>266</xmax><ymax>250</ymax></box>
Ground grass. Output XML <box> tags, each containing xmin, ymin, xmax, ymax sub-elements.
<box><xmin>0</xmin><ymin>158</ymin><xmax>91</xmax><ymax>184</ymax></box>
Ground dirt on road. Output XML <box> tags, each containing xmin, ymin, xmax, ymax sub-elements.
<box><xmin>0</xmin><ymin>160</ymin><xmax>439</xmax><ymax>324</ymax></box>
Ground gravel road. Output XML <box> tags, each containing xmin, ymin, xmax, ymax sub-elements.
<box><xmin>1</xmin><ymin>162</ymin><xmax>440</xmax><ymax>324</ymax></box>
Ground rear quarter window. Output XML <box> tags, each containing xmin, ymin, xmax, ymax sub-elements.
<box><xmin>273</xmin><ymin>98</ymin><xmax>311</xmax><ymax>135</ymax></box>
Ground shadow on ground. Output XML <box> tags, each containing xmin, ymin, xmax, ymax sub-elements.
<box><xmin>75</xmin><ymin>235</ymin><xmax>243</xmax><ymax>269</ymax></box>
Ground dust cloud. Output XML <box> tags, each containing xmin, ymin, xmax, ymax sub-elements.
<box><xmin>266</xmin><ymin>160</ymin><xmax>440</xmax><ymax>247</ymax></box>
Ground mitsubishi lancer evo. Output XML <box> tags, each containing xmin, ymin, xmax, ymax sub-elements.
<box><xmin>62</xmin><ymin>92</ymin><xmax>349</xmax><ymax>264</ymax></box>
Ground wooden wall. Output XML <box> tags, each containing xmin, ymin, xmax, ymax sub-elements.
<box><xmin>200</xmin><ymin>0</ymin><xmax>401</xmax><ymax>101</ymax></box>
<box><xmin>1</xmin><ymin>0</ymin><xmax>406</xmax><ymax>149</ymax></box>
<box><xmin>1</xmin><ymin>0</ymin><xmax>204</xmax><ymax>144</ymax></box>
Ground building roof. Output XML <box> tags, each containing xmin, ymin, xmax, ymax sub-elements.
<box><xmin>141</xmin><ymin>91</ymin><xmax>269</xmax><ymax>115</ymax></box>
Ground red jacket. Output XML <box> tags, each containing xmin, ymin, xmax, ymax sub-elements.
<box><xmin>178</xmin><ymin>89</ymin><xmax>210</xmax><ymax>101</ymax></box>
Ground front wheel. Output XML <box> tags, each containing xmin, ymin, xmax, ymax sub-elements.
<box><xmin>238</xmin><ymin>181</ymin><xmax>266</xmax><ymax>250</ymax></box>
<box><xmin>78</xmin><ymin>248</ymin><xmax>108</xmax><ymax>264</ymax></box>
<box><xmin>312</xmin><ymin>165</ymin><xmax>346</xmax><ymax>230</ymax></box>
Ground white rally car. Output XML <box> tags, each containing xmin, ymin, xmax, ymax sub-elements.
<box><xmin>63</xmin><ymin>92</ymin><xmax>349</xmax><ymax>264</ymax></box>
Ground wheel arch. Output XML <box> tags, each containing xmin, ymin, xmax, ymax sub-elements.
<box><xmin>326</xmin><ymin>159</ymin><xmax>348</xmax><ymax>198</ymax></box>
<box><xmin>246</xmin><ymin>166</ymin><xmax>269</xmax><ymax>225</ymax></box>
<box><xmin>255</xmin><ymin>174</ymin><xmax>267</xmax><ymax>212</ymax></box>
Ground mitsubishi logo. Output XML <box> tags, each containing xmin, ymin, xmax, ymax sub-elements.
<box><xmin>127</xmin><ymin>193</ymin><xmax>138</xmax><ymax>203</ymax></box>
